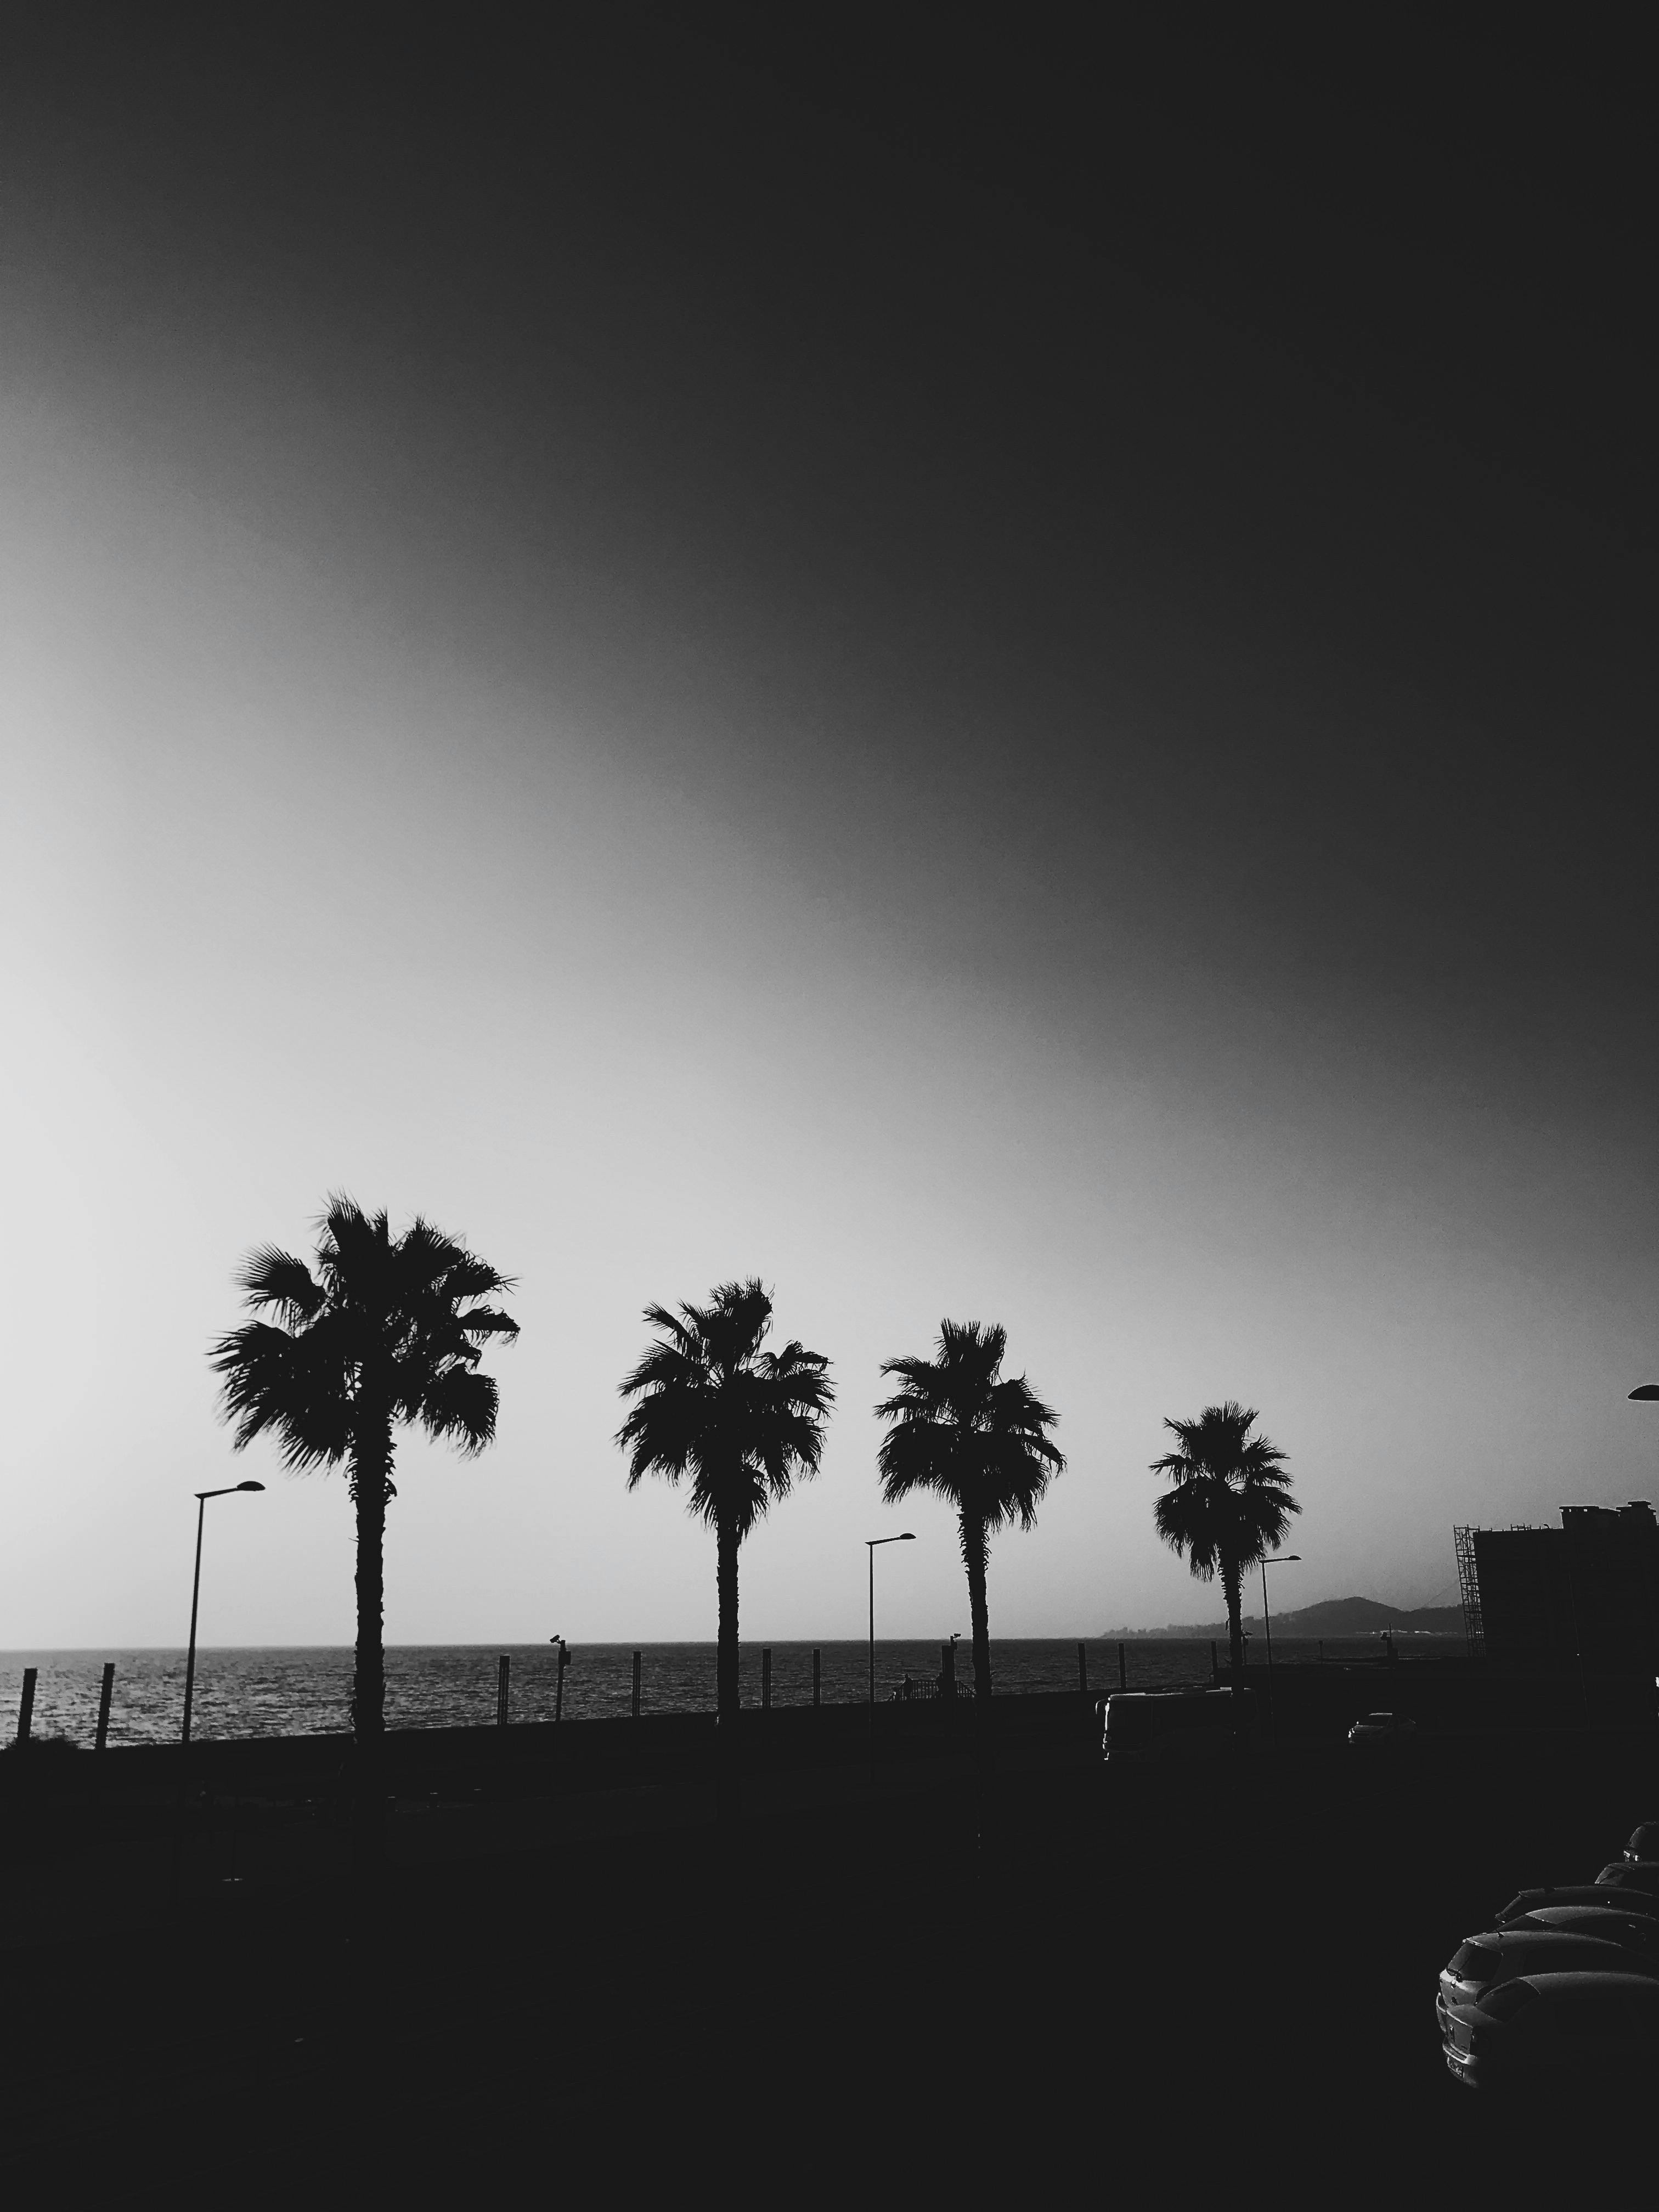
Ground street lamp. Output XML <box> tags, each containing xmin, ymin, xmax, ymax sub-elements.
<box><xmin>181</xmin><ymin>1482</ymin><xmax>264</xmax><ymax>1749</ymax></box>
<box><xmin>1259</xmin><ymin>1554</ymin><xmax>1300</xmax><ymax>1746</ymax></box>
<box><xmin>867</xmin><ymin>1533</ymin><xmax>915</xmax><ymax>1785</ymax></box>
<box><xmin>1630</xmin><ymin>1385</ymin><xmax>1659</xmax><ymax>1400</ymax></box>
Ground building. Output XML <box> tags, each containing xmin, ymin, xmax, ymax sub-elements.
<box><xmin>1454</xmin><ymin>1503</ymin><xmax>1659</xmax><ymax>1674</ymax></box>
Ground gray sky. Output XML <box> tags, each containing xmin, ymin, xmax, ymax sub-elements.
<box><xmin>3</xmin><ymin>13</ymin><xmax>1654</xmax><ymax>1647</ymax></box>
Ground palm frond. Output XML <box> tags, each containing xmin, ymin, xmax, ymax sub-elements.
<box><xmin>454</xmin><ymin>1304</ymin><xmax>520</xmax><ymax>1340</ymax></box>
<box><xmin>617</xmin><ymin>1335</ymin><xmax>699</xmax><ymax>1403</ymax></box>
<box><xmin>1150</xmin><ymin>1399</ymin><xmax>1297</xmax><ymax>1583</ymax></box>
<box><xmin>877</xmin><ymin>1414</ymin><xmax>966</xmax><ymax>1505</ymax></box>
<box><xmin>209</xmin><ymin>1319</ymin><xmax>353</xmax><ymax>1468</ymax></box>
<box><xmin>419</xmin><ymin>1365</ymin><xmax>499</xmax><ymax>1453</ymax></box>
<box><xmin>615</xmin><ymin>1377</ymin><xmax>700</xmax><ymax>1487</ymax></box>
<box><xmin>615</xmin><ymin>1281</ymin><xmax>831</xmax><ymax>1531</ymax></box>
<box><xmin>317</xmin><ymin>1195</ymin><xmax>388</xmax><ymax>1272</ymax></box>
<box><xmin>876</xmin><ymin>1322</ymin><xmax>1062</xmax><ymax>1531</ymax></box>
<box><xmin>442</xmin><ymin>1254</ymin><xmax>518</xmax><ymax>1302</ymax></box>
<box><xmin>236</xmin><ymin>1246</ymin><xmax>324</xmax><ymax>1324</ymax></box>
<box><xmin>212</xmin><ymin>1200</ymin><xmax>516</xmax><ymax>1476</ymax></box>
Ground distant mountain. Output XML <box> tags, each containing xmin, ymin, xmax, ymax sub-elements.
<box><xmin>1099</xmin><ymin>1597</ymin><xmax>1467</xmax><ymax>1639</ymax></box>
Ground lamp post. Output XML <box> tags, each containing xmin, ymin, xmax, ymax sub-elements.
<box><xmin>181</xmin><ymin>1482</ymin><xmax>264</xmax><ymax>1750</ymax></box>
<box><xmin>1632</xmin><ymin>1387</ymin><xmax>1657</xmax><ymax>1488</ymax></box>
<box><xmin>867</xmin><ymin>1533</ymin><xmax>915</xmax><ymax>1785</ymax></box>
<box><xmin>1259</xmin><ymin>1554</ymin><xmax>1300</xmax><ymax>1746</ymax></box>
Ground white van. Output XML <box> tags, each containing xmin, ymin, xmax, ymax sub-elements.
<box><xmin>1102</xmin><ymin>1686</ymin><xmax>1260</xmax><ymax>1764</ymax></box>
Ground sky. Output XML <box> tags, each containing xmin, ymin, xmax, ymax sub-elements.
<box><xmin>2</xmin><ymin>8</ymin><xmax>1655</xmax><ymax>1650</ymax></box>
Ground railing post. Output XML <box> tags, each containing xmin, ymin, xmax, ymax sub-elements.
<box><xmin>496</xmin><ymin>1655</ymin><xmax>510</xmax><ymax>1727</ymax></box>
<box><xmin>95</xmin><ymin>1662</ymin><xmax>115</xmax><ymax>1752</ymax></box>
<box><xmin>1077</xmin><ymin>1640</ymin><xmax>1087</xmax><ymax>1696</ymax></box>
<box><xmin>812</xmin><ymin>1648</ymin><xmax>821</xmax><ymax>1708</ymax></box>
<box><xmin>1118</xmin><ymin>1642</ymin><xmax>1127</xmax><ymax>1691</ymax></box>
<box><xmin>631</xmin><ymin>1650</ymin><xmax>641</xmax><ymax>1719</ymax></box>
<box><xmin>16</xmin><ymin>1667</ymin><xmax>37</xmax><ymax>1746</ymax></box>
<box><xmin>941</xmin><ymin>1641</ymin><xmax>956</xmax><ymax>1699</ymax></box>
<box><xmin>761</xmin><ymin>1647</ymin><xmax>771</xmax><ymax>1711</ymax></box>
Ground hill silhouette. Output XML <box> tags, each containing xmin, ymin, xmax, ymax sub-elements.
<box><xmin>1101</xmin><ymin>1597</ymin><xmax>1466</xmax><ymax>1639</ymax></box>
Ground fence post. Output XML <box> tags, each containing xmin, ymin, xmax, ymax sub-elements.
<box><xmin>941</xmin><ymin>1641</ymin><xmax>956</xmax><ymax>1699</ymax></box>
<box><xmin>1210</xmin><ymin>1638</ymin><xmax>1218</xmax><ymax>1683</ymax></box>
<box><xmin>496</xmin><ymin>1655</ymin><xmax>510</xmax><ymax>1727</ymax></box>
<box><xmin>1118</xmin><ymin>1642</ymin><xmax>1127</xmax><ymax>1691</ymax></box>
<box><xmin>812</xmin><ymin>1649</ymin><xmax>821</xmax><ymax>1708</ymax></box>
<box><xmin>761</xmin><ymin>1647</ymin><xmax>771</xmax><ymax>1711</ymax></box>
<box><xmin>16</xmin><ymin>1667</ymin><xmax>37</xmax><ymax>1746</ymax></box>
<box><xmin>1077</xmin><ymin>1640</ymin><xmax>1087</xmax><ymax>1696</ymax></box>
<box><xmin>95</xmin><ymin>1662</ymin><xmax>115</xmax><ymax>1752</ymax></box>
<box><xmin>631</xmin><ymin>1650</ymin><xmax>641</xmax><ymax>1719</ymax></box>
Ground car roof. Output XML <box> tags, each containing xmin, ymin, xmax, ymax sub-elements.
<box><xmin>1500</xmin><ymin>1887</ymin><xmax>1659</xmax><ymax>1920</ymax></box>
<box><xmin>1597</xmin><ymin>1864</ymin><xmax>1659</xmax><ymax>1891</ymax></box>
<box><xmin>1443</xmin><ymin>1967</ymin><xmax>1659</xmax><ymax>2022</ymax></box>
<box><xmin>1499</xmin><ymin>1970</ymin><xmax>1659</xmax><ymax>1995</ymax></box>
<box><xmin>1522</xmin><ymin>1906</ymin><xmax>1645</xmax><ymax>1927</ymax></box>
<box><xmin>1459</xmin><ymin>1928</ymin><xmax>1630</xmax><ymax>1954</ymax></box>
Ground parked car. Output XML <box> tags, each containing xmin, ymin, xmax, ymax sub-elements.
<box><xmin>1594</xmin><ymin>1862</ymin><xmax>1659</xmax><ymax>1898</ymax></box>
<box><xmin>1347</xmin><ymin>1711</ymin><xmax>1415</xmax><ymax>1747</ymax></box>
<box><xmin>1437</xmin><ymin>1931</ymin><xmax>1659</xmax><ymax>2039</ymax></box>
<box><xmin>1622</xmin><ymin>1822</ymin><xmax>1659</xmax><ymax>1864</ymax></box>
<box><xmin>1442</xmin><ymin>1971</ymin><xmax>1659</xmax><ymax>2088</ymax></box>
<box><xmin>1101</xmin><ymin>1686</ymin><xmax>1259</xmax><ymax>1763</ymax></box>
<box><xmin>1497</xmin><ymin>1885</ymin><xmax>1659</xmax><ymax>1926</ymax></box>
<box><xmin>1509</xmin><ymin>1905</ymin><xmax>1659</xmax><ymax>1963</ymax></box>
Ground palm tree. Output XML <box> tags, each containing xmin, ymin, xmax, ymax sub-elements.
<box><xmin>210</xmin><ymin>1197</ymin><xmax>518</xmax><ymax>1863</ymax></box>
<box><xmin>1150</xmin><ymin>1400</ymin><xmax>1297</xmax><ymax>1679</ymax></box>
<box><xmin>876</xmin><ymin>1321</ymin><xmax>1064</xmax><ymax>1770</ymax></box>
<box><xmin>616</xmin><ymin>1278</ymin><xmax>833</xmax><ymax>1822</ymax></box>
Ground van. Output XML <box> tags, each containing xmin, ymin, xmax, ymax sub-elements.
<box><xmin>1102</xmin><ymin>1686</ymin><xmax>1259</xmax><ymax>1764</ymax></box>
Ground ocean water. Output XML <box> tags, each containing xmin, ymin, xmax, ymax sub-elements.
<box><xmin>0</xmin><ymin>1635</ymin><xmax>1459</xmax><ymax>1748</ymax></box>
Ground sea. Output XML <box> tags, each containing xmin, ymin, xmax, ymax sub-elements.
<box><xmin>1</xmin><ymin>1635</ymin><xmax>1465</xmax><ymax>1748</ymax></box>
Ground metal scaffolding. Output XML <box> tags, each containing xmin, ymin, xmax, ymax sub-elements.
<box><xmin>1453</xmin><ymin>1525</ymin><xmax>1485</xmax><ymax>1656</ymax></box>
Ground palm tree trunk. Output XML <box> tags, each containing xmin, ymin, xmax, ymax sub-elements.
<box><xmin>959</xmin><ymin>1508</ymin><xmax>994</xmax><ymax>1776</ymax></box>
<box><xmin>715</xmin><ymin>1509</ymin><xmax>741</xmax><ymax>1825</ymax></box>
<box><xmin>351</xmin><ymin>1417</ymin><xmax>392</xmax><ymax>1876</ymax></box>
<box><xmin>1222</xmin><ymin>1557</ymin><xmax>1244</xmax><ymax>1682</ymax></box>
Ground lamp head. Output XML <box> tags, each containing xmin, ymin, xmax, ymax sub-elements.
<box><xmin>236</xmin><ymin>1481</ymin><xmax>266</xmax><ymax>1492</ymax></box>
<box><xmin>1630</xmin><ymin>1385</ymin><xmax>1659</xmax><ymax>1401</ymax></box>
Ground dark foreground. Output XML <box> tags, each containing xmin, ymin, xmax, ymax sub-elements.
<box><xmin>3</xmin><ymin>1716</ymin><xmax>1655</xmax><ymax>2190</ymax></box>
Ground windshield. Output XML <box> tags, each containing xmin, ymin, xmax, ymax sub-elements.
<box><xmin>1450</xmin><ymin>1942</ymin><xmax>1501</xmax><ymax>1980</ymax></box>
<box><xmin>1480</xmin><ymin>1980</ymin><xmax>1538</xmax><ymax>2023</ymax></box>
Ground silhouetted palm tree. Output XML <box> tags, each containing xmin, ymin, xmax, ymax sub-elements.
<box><xmin>616</xmin><ymin>1279</ymin><xmax>833</xmax><ymax>1821</ymax></box>
<box><xmin>211</xmin><ymin>1197</ymin><xmax>517</xmax><ymax>1863</ymax></box>
<box><xmin>1150</xmin><ymin>1401</ymin><xmax>1296</xmax><ymax>1678</ymax></box>
<box><xmin>876</xmin><ymin>1321</ymin><xmax>1063</xmax><ymax>1770</ymax></box>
